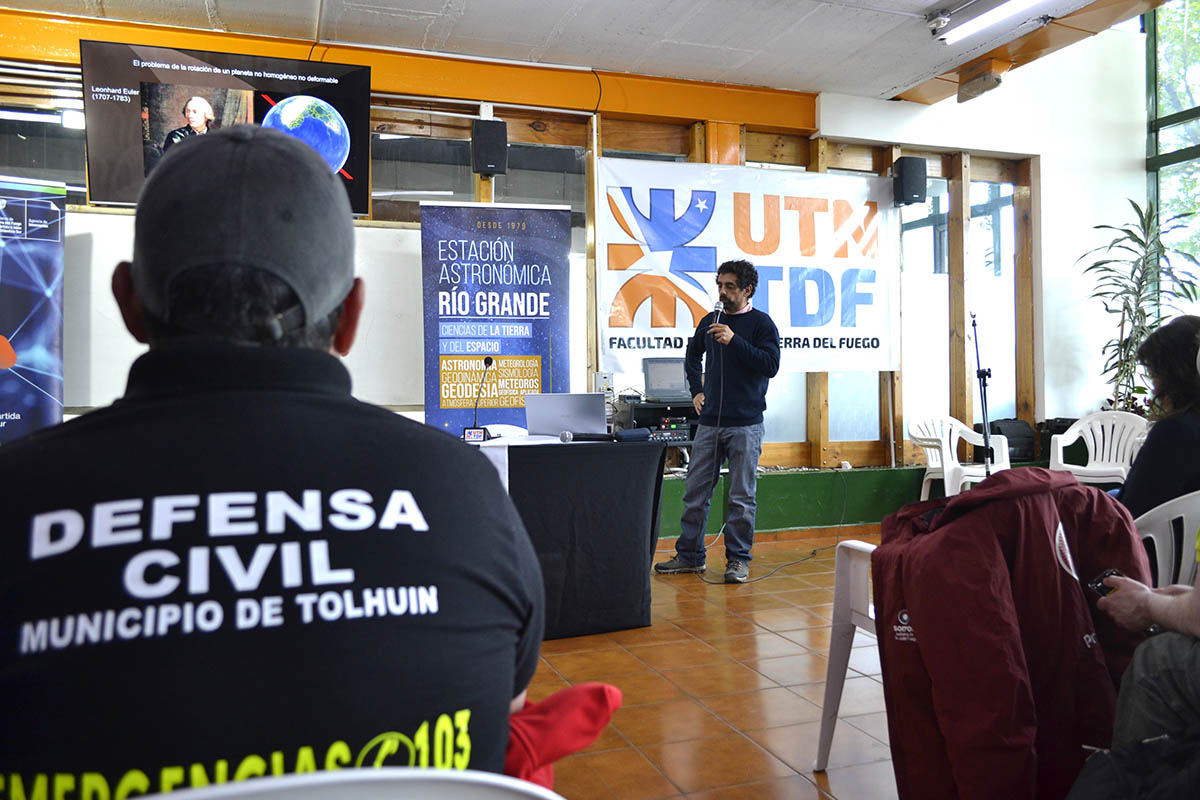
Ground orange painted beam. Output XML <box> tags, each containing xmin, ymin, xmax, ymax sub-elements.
<box><xmin>0</xmin><ymin>8</ymin><xmax>817</xmax><ymax>133</ymax></box>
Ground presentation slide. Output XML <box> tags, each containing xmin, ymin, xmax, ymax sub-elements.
<box><xmin>80</xmin><ymin>40</ymin><xmax>371</xmax><ymax>214</ymax></box>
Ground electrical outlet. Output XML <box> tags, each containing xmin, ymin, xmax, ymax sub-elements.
<box><xmin>592</xmin><ymin>371</ymin><xmax>614</xmax><ymax>395</ymax></box>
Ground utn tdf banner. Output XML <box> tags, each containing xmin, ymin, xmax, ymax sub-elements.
<box><xmin>420</xmin><ymin>203</ymin><xmax>571</xmax><ymax>435</ymax></box>
<box><xmin>597</xmin><ymin>158</ymin><xmax>900</xmax><ymax>375</ymax></box>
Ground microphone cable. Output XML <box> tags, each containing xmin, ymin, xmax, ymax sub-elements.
<box><xmin>697</xmin><ymin>298</ymin><xmax>729</xmax><ymax>577</ymax></box>
<box><xmin>695</xmin><ymin>462</ymin><xmax>851</xmax><ymax>585</ymax></box>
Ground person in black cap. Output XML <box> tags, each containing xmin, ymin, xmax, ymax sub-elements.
<box><xmin>0</xmin><ymin>126</ymin><xmax>544</xmax><ymax>790</ymax></box>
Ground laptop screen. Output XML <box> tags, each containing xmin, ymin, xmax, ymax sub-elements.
<box><xmin>524</xmin><ymin>393</ymin><xmax>608</xmax><ymax>436</ymax></box>
<box><xmin>642</xmin><ymin>358</ymin><xmax>690</xmax><ymax>402</ymax></box>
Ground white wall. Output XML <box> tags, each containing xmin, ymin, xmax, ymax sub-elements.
<box><xmin>818</xmin><ymin>29</ymin><xmax>1148</xmax><ymax>419</ymax></box>
<box><xmin>62</xmin><ymin>214</ymin><xmax>429</xmax><ymax>409</ymax></box>
<box><xmin>62</xmin><ymin>212</ymin><xmax>587</xmax><ymax>414</ymax></box>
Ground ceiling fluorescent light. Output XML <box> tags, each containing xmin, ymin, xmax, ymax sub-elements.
<box><xmin>937</xmin><ymin>0</ymin><xmax>1045</xmax><ymax>45</ymax></box>
<box><xmin>371</xmin><ymin>190</ymin><xmax>455</xmax><ymax>198</ymax></box>
<box><xmin>60</xmin><ymin>109</ymin><xmax>85</xmax><ymax>129</ymax></box>
<box><xmin>0</xmin><ymin>109</ymin><xmax>61</xmax><ymax>124</ymax></box>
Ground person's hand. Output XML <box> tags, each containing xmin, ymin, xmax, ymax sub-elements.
<box><xmin>708</xmin><ymin>323</ymin><xmax>735</xmax><ymax>345</ymax></box>
<box><xmin>1097</xmin><ymin>574</ymin><xmax>1155</xmax><ymax>631</ymax></box>
<box><xmin>693</xmin><ymin>393</ymin><xmax>705</xmax><ymax>415</ymax></box>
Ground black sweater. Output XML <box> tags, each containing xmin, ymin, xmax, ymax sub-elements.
<box><xmin>685</xmin><ymin>307</ymin><xmax>781</xmax><ymax>427</ymax></box>
<box><xmin>1117</xmin><ymin>408</ymin><xmax>1200</xmax><ymax>519</ymax></box>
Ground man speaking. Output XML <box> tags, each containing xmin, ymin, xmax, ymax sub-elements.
<box><xmin>655</xmin><ymin>260</ymin><xmax>780</xmax><ymax>583</ymax></box>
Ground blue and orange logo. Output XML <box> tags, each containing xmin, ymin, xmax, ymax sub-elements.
<box><xmin>606</xmin><ymin>187</ymin><xmax>717</xmax><ymax>329</ymax></box>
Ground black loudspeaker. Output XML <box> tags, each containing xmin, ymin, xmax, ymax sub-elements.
<box><xmin>893</xmin><ymin>156</ymin><xmax>926</xmax><ymax>206</ymax></box>
<box><xmin>471</xmin><ymin>119</ymin><xmax>508</xmax><ymax>176</ymax></box>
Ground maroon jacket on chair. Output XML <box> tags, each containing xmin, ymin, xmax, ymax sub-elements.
<box><xmin>873</xmin><ymin>468</ymin><xmax>1150</xmax><ymax>800</ymax></box>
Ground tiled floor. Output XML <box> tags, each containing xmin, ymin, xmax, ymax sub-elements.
<box><xmin>539</xmin><ymin>534</ymin><xmax>894</xmax><ymax>800</ymax></box>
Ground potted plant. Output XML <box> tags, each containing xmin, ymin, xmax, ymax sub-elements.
<box><xmin>1080</xmin><ymin>199</ymin><xmax>1200</xmax><ymax>415</ymax></box>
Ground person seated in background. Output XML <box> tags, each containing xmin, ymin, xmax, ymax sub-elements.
<box><xmin>0</xmin><ymin>126</ymin><xmax>544</xmax><ymax>793</ymax></box>
<box><xmin>163</xmin><ymin>95</ymin><xmax>215</xmax><ymax>152</ymax></box>
<box><xmin>1099</xmin><ymin>551</ymin><xmax>1200</xmax><ymax>747</ymax></box>
<box><xmin>1115</xmin><ymin>315</ymin><xmax>1200</xmax><ymax>519</ymax></box>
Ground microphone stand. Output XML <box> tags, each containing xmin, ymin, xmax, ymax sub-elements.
<box><xmin>971</xmin><ymin>313</ymin><xmax>993</xmax><ymax>477</ymax></box>
<box><xmin>463</xmin><ymin>356</ymin><xmax>494</xmax><ymax>442</ymax></box>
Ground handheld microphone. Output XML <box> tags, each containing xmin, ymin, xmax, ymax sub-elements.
<box><xmin>463</xmin><ymin>356</ymin><xmax>494</xmax><ymax>443</ymax></box>
<box><xmin>712</xmin><ymin>300</ymin><xmax>723</xmax><ymax>328</ymax></box>
<box><xmin>559</xmin><ymin>431</ymin><xmax>615</xmax><ymax>443</ymax></box>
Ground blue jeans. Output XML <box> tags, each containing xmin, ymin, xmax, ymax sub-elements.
<box><xmin>675</xmin><ymin>422</ymin><xmax>764</xmax><ymax>565</ymax></box>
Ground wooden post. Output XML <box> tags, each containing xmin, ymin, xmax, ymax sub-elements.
<box><xmin>807</xmin><ymin>137</ymin><xmax>833</xmax><ymax>467</ymax></box>
<box><xmin>473</xmin><ymin>173</ymin><xmax>493</xmax><ymax>203</ymax></box>
<box><xmin>688</xmin><ymin>122</ymin><xmax>706</xmax><ymax>163</ymax></box>
<box><xmin>1014</xmin><ymin>159</ymin><xmax>1036</xmax><ymax>445</ymax></box>
<box><xmin>704</xmin><ymin>121</ymin><xmax>744</xmax><ymax>165</ymax></box>
<box><xmin>585</xmin><ymin>114</ymin><xmax>601</xmax><ymax>378</ymax></box>
<box><xmin>879</xmin><ymin>145</ymin><xmax>905</xmax><ymax>466</ymax></box>
<box><xmin>947</xmin><ymin>152</ymin><xmax>973</xmax><ymax>460</ymax></box>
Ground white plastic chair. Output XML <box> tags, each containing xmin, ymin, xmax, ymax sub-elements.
<box><xmin>1049</xmin><ymin>411</ymin><xmax>1148</xmax><ymax>485</ymax></box>
<box><xmin>909</xmin><ymin>417</ymin><xmax>1011</xmax><ymax>500</ymax></box>
<box><xmin>814</xmin><ymin>540</ymin><xmax>877</xmax><ymax>772</ymax></box>
<box><xmin>141</xmin><ymin>768</ymin><xmax>566</xmax><ymax>799</ymax></box>
<box><xmin>1133</xmin><ymin>489</ymin><xmax>1200</xmax><ymax>588</ymax></box>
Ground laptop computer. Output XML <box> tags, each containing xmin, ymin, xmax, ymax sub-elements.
<box><xmin>524</xmin><ymin>392</ymin><xmax>608</xmax><ymax>436</ymax></box>
<box><xmin>642</xmin><ymin>357</ymin><xmax>692</xmax><ymax>403</ymax></box>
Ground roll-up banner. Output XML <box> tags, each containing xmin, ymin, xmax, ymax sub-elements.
<box><xmin>596</xmin><ymin>157</ymin><xmax>900</xmax><ymax>374</ymax></box>
<box><xmin>420</xmin><ymin>202</ymin><xmax>571</xmax><ymax>435</ymax></box>
<box><xmin>0</xmin><ymin>176</ymin><xmax>66</xmax><ymax>445</ymax></box>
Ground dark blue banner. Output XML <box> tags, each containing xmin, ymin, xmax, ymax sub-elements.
<box><xmin>0</xmin><ymin>177</ymin><xmax>65</xmax><ymax>444</ymax></box>
<box><xmin>420</xmin><ymin>203</ymin><xmax>571</xmax><ymax>435</ymax></box>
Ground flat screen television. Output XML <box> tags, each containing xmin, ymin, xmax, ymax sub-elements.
<box><xmin>79</xmin><ymin>40</ymin><xmax>371</xmax><ymax>215</ymax></box>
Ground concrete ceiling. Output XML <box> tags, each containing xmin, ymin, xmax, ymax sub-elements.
<box><xmin>3</xmin><ymin>0</ymin><xmax>1115</xmax><ymax>99</ymax></box>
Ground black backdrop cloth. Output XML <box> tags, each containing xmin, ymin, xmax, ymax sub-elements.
<box><xmin>506</xmin><ymin>441</ymin><xmax>667</xmax><ymax>640</ymax></box>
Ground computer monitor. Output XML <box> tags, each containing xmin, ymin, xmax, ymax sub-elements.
<box><xmin>524</xmin><ymin>393</ymin><xmax>607</xmax><ymax>436</ymax></box>
<box><xmin>642</xmin><ymin>358</ymin><xmax>691</xmax><ymax>402</ymax></box>
<box><xmin>79</xmin><ymin>40</ymin><xmax>372</xmax><ymax>214</ymax></box>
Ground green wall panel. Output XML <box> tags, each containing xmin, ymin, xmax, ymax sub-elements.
<box><xmin>657</xmin><ymin>467</ymin><xmax>928</xmax><ymax>538</ymax></box>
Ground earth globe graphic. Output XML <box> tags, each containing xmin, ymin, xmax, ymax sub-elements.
<box><xmin>261</xmin><ymin>95</ymin><xmax>350</xmax><ymax>173</ymax></box>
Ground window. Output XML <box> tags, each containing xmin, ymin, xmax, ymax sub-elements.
<box><xmin>370</xmin><ymin>135</ymin><xmax>475</xmax><ymax>223</ymax></box>
<box><xmin>967</xmin><ymin>181</ymin><xmax>1016</xmax><ymax>422</ymax></box>
<box><xmin>1150</xmin><ymin>0</ymin><xmax>1200</xmax><ymax>271</ymax></box>
<box><xmin>900</xmin><ymin>181</ymin><xmax>949</xmax><ymax>274</ymax></box>
<box><xmin>901</xmin><ymin>178</ymin><xmax>951</xmax><ymax>429</ymax></box>
<box><xmin>0</xmin><ymin>111</ymin><xmax>87</xmax><ymax>205</ymax></box>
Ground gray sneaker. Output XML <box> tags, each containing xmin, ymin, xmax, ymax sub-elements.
<box><xmin>655</xmin><ymin>556</ymin><xmax>706</xmax><ymax>574</ymax></box>
<box><xmin>724</xmin><ymin>559</ymin><xmax>749</xmax><ymax>583</ymax></box>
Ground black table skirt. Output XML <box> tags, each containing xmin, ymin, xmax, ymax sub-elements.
<box><xmin>506</xmin><ymin>441</ymin><xmax>667</xmax><ymax>640</ymax></box>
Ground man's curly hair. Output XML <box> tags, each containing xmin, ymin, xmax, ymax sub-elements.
<box><xmin>717</xmin><ymin>259</ymin><xmax>758</xmax><ymax>298</ymax></box>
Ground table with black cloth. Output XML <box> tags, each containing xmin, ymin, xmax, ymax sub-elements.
<box><xmin>481</xmin><ymin>439</ymin><xmax>667</xmax><ymax>640</ymax></box>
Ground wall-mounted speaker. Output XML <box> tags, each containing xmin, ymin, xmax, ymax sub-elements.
<box><xmin>471</xmin><ymin>119</ymin><xmax>508</xmax><ymax>176</ymax></box>
<box><xmin>893</xmin><ymin>156</ymin><xmax>926</xmax><ymax>206</ymax></box>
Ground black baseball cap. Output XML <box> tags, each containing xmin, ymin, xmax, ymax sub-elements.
<box><xmin>131</xmin><ymin>125</ymin><xmax>354</xmax><ymax>336</ymax></box>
